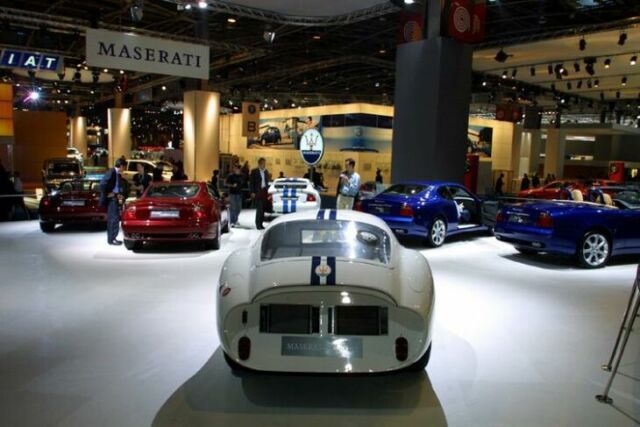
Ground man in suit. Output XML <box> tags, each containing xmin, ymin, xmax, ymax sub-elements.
<box><xmin>249</xmin><ymin>157</ymin><xmax>270</xmax><ymax>230</ymax></box>
<box><xmin>100</xmin><ymin>158</ymin><xmax>126</xmax><ymax>245</ymax></box>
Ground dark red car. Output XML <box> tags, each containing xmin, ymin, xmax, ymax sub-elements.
<box><xmin>518</xmin><ymin>179</ymin><xmax>618</xmax><ymax>200</ymax></box>
<box><xmin>122</xmin><ymin>181</ymin><xmax>228</xmax><ymax>251</ymax></box>
<box><xmin>39</xmin><ymin>180</ymin><xmax>107</xmax><ymax>232</ymax></box>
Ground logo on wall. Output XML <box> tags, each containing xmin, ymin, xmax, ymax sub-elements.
<box><xmin>453</xmin><ymin>4</ymin><xmax>472</xmax><ymax>33</ymax></box>
<box><xmin>300</xmin><ymin>129</ymin><xmax>324</xmax><ymax>166</ymax></box>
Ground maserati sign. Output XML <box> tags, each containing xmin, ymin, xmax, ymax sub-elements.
<box><xmin>85</xmin><ymin>28</ymin><xmax>209</xmax><ymax>79</ymax></box>
<box><xmin>299</xmin><ymin>128</ymin><xmax>324</xmax><ymax>166</ymax></box>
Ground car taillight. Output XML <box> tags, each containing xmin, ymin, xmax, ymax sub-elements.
<box><xmin>306</xmin><ymin>194</ymin><xmax>316</xmax><ymax>202</ymax></box>
<box><xmin>193</xmin><ymin>205</ymin><xmax>207</xmax><ymax>220</ymax></box>
<box><xmin>536</xmin><ymin>212</ymin><xmax>553</xmax><ymax>228</ymax></box>
<box><xmin>354</xmin><ymin>201</ymin><xmax>363</xmax><ymax>211</ymax></box>
<box><xmin>496</xmin><ymin>210</ymin><xmax>505</xmax><ymax>222</ymax></box>
<box><xmin>42</xmin><ymin>199</ymin><xmax>51</xmax><ymax>207</ymax></box>
<box><xmin>123</xmin><ymin>206</ymin><xmax>137</xmax><ymax>220</ymax></box>
<box><xmin>399</xmin><ymin>203</ymin><xmax>413</xmax><ymax>217</ymax></box>
<box><xmin>395</xmin><ymin>337</ymin><xmax>408</xmax><ymax>361</ymax></box>
<box><xmin>238</xmin><ymin>336</ymin><xmax>251</xmax><ymax>361</ymax></box>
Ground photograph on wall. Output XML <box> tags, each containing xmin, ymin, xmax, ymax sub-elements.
<box><xmin>247</xmin><ymin>113</ymin><xmax>393</xmax><ymax>154</ymax></box>
<box><xmin>467</xmin><ymin>125</ymin><xmax>493</xmax><ymax>157</ymax></box>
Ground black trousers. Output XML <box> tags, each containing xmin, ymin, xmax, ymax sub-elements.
<box><xmin>107</xmin><ymin>198</ymin><xmax>121</xmax><ymax>242</ymax></box>
<box><xmin>255</xmin><ymin>197</ymin><xmax>266</xmax><ymax>229</ymax></box>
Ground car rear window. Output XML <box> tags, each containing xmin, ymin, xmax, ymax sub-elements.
<box><xmin>58</xmin><ymin>180</ymin><xmax>101</xmax><ymax>192</ymax></box>
<box><xmin>48</xmin><ymin>162</ymin><xmax>80</xmax><ymax>174</ymax></box>
<box><xmin>146</xmin><ymin>184</ymin><xmax>200</xmax><ymax>198</ymax></box>
<box><xmin>261</xmin><ymin>220</ymin><xmax>391</xmax><ymax>264</ymax></box>
<box><xmin>382</xmin><ymin>184</ymin><xmax>427</xmax><ymax>196</ymax></box>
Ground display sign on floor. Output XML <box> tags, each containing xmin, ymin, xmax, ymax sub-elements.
<box><xmin>85</xmin><ymin>28</ymin><xmax>210</xmax><ymax>80</ymax></box>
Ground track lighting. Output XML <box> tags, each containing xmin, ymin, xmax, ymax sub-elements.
<box><xmin>631</xmin><ymin>55</ymin><xmax>637</xmax><ymax>65</ymax></box>
<box><xmin>511</xmin><ymin>69</ymin><xmax>517</xmax><ymax>78</ymax></box>
<box><xmin>574</xmin><ymin>62</ymin><xmax>580</xmax><ymax>72</ymax></box>
<box><xmin>494</xmin><ymin>48</ymin><xmax>510</xmax><ymax>63</ymax></box>
<box><xmin>616</xmin><ymin>91</ymin><xmax>621</xmax><ymax>98</ymax></box>
<box><xmin>529</xmin><ymin>67</ymin><xmax>535</xmax><ymax>77</ymax></box>
<box><xmin>604</xmin><ymin>58</ymin><xmax>611</xmax><ymax>69</ymax></box>
<box><xmin>502</xmin><ymin>70</ymin><xmax>508</xmax><ymax>79</ymax></box>
<box><xmin>548</xmin><ymin>64</ymin><xmax>553</xmax><ymax>75</ymax></box>
<box><xmin>587</xmin><ymin>80</ymin><xmax>592</xmax><ymax>89</ymax></box>
<box><xmin>594</xmin><ymin>79</ymin><xmax>600</xmax><ymax>87</ymax></box>
<box><xmin>579</xmin><ymin>38</ymin><xmax>586</xmax><ymax>51</ymax></box>
<box><xmin>622</xmin><ymin>76</ymin><xmax>627</xmax><ymax>86</ymax></box>
<box><xmin>577</xmin><ymin>80</ymin><xmax>583</xmax><ymax>89</ymax></box>
<box><xmin>618</xmin><ymin>32</ymin><xmax>627</xmax><ymax>46</ymax></box>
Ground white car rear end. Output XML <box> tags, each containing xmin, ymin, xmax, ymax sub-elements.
<box><xmin>268</xmin><ymin>178</ymin><xmax>320</xmax><ymax>215</ymax></box>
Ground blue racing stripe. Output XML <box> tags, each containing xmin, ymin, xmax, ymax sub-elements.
<box><xmin>311</xmin><ymin>256</ymin><xmax>321</xmax><ymax>285</ymax></box>
<box><xmin>317</xmin><ymin>209</ymin><xmax>325</xmax><ymax>220</ymax></box>
<box><xmin>327</xmin><ymin>257</ymin><xmax>336</xmax><ymax>285</ymax></box>
<box><xmin>291</xmin><ymin>199</ymin><xmax>297</xmax><ymax>212</ymax></box>
<box><xmin>329</xmin><ymin>209</ymin><xmax>337</xmax><ymax>220</ymax></box>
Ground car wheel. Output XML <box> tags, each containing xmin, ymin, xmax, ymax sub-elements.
<box><xmin>426</xmin><ymin>218</ymin><xmax>446</xmax><ymax>248</ymax></box>
<box><xmin>406</xmin><ymin>344</ymin><xmax>431</xmax><ymax>372</ymax></box>
<box><xmin>124</xmin><ymin>240</ymin><xmax>140</xmax><ymax>251</ymax></box>
<box><xmin>515</xmin><ymin>246</ymin><xmax>537</xmax><ymax>256</ymax></box>
<box><xmin>578</xmin><ymin>231</ymin><xmax>611</xmax><ymax>269</ymax></box>
<box><xmin>223</xmin><ymin>351</ymin><xmax>247</xmax><ymax>373</ymax></box>
<box><xmin>221</xmin><ymin>220</ymin><xmax>229</xmax><ymax>234</ymax></box>
<box><xmin>205</xmin><ymin>223</ymin><xmax>221</xmax><ymax>250</ymax></box>
<box><xmin>40</xmin><ymin>222</ymin><xmax>55</xmax><ymax>233</ymax></box>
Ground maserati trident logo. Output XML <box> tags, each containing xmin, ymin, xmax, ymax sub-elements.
<box><xmin>315</xmin><ymin>264</ymin><xmax>332</xmax><ymax>277</ymax></box>
<box><xmin>300</xmin><ymin>128</ymin><xmax>324</xmax><ymax>166</ymax></box>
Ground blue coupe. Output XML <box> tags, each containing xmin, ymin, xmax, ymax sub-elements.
<box><xmin>494</xmin><ymin>187</ymin><xmax>640</xmax><ymax>268</ymax></box>
<box><xmin>358</xmin><ymin>181</ymin><xmax>493</xmax><ymax>247</ymax></box>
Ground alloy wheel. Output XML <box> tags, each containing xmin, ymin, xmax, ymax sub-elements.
<box><xmin>582</xmin><ymin>233</ymin><xmax>609</xmax><ymax>267</ymax></box>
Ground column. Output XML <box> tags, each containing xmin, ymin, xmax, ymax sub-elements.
<box><xmin>514</xmin><ymin>129</ymin><xmax>542</xmax><ymax>177</ymax></box>
<box><xmin>183</xmin><ymin>91</ymin><xmax>220</xmax><ymax>181</ymax></box>
<box><xmin>107</xmin><ymin>108</ymin><xmax>131</xmax><ymax>167</ymax></box>
<box><xmin>544</xmin><ymin>129</ymin><xmax>566</xmax><ymax>178</ymax></box>
<box><xmin>391</xmin><ymin>36</ymin><xmax>473</xmax><ymax>183</ymax></box>
<box><xmin>69</xmin><ymin>116</ymin><xmax>87</xmax><ymax>159</ymax></box>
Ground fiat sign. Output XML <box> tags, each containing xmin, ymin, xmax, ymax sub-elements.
<box><xmin>299</xmin><ymin>129</ymin><xmax>324</xmax><ymax>166</ymax></box>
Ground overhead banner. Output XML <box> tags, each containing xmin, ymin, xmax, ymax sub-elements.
<box><xmin>0</xmin><ymin>50</ymin><xmax>63</xmax><ymax>72</ymax></box>
<box><xmin>86</xmin><ymin>28</ymin><xmax>210</xmax><ymax>80</ymax></box>
<box><xmin>242</xmin><ymin>102</ymin><xmax>260</xmax><ymax>138</ymax></box>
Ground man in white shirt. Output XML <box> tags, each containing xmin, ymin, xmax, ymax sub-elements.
<box><xmin>336</xmin><ymin>158</ymin><xmax>360</xmax><ymax>210</ymax></box>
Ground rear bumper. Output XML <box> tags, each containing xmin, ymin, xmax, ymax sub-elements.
<box><xmin>219</xmin><ymin>287</ymin><xmax>434</xmax><ymax>373</ymax></box>
<box><xmin>40</xmin><ymin>210</ymin><xmax>107</xmax><ymax>223</ymax></box>
<box><xmin>368</xmin><ymin>214</ymin><xmax>426</xmax><ymax>238</ymax></box>
<box><xmin>494</xmin><ymin>223</ymin><xmax>575</xmax><ymax>255</ymax></box>
<box><xmin>122</xmin><ymin>219</ymin><xmax>218</xmax><ymax>241</ymax></box>
<box><xmin>271</xmin><ymin>201</ymin><xmax>319</xmax><ymax>215</ymax></box>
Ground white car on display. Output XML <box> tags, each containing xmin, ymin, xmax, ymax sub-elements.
<box><xmin>267</xmin><ymin>177</ymin><xmax>321</xmax><ymax>215</ymax></box>
<box><xmin>217</xmin><ymin>209</ymin><xmax>435</xmax><ymax>373</ymax></box>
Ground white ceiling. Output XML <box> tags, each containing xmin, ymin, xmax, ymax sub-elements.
<box><xmin>473</xmin><ymin>27</ymin><xmax>640</xmax><ymax>101</ymax></box>
<box><xmin>225</xmin><ymin>0</ymin><xmax>388</xmax><ymax>17</ymax></box>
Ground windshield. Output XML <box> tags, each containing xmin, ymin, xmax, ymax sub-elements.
<box><xmin>261</xmin><ymin>220</ymin><xmax>391</xmax><ymax>264</ymax></box>
<box><xmin>48</xmin><ymin>162</ymin><xmax>80</xmax><ymax>175</ymax></box>
<box><xmin>146</xmin><ymin>184</ymin><xmax>200</xmax><ymax>198</ymax></box>
<box><xmin>382</xmin><ymin>184</ymin><xmax>427</xmax><ymax>197</ymax></box>
<box><xmin>58</xmin><ymin>180</ymin><xmax>100</xmax><ymax>192</ymax></box>
<box><xmin>613</xmin><ymin>190</ymin><xmax>640</xmax><ymax>208</ymax></box>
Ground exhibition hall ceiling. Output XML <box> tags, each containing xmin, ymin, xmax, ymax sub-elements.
<box><xmin>1</xmin><ymin>0</ymin><xmax>639</xmax><ymax>113</ymax></box>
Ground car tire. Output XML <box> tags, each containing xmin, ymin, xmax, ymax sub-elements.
<box><xmin>406</xmin><ymin>344</ymin><xmax>431</xmax><ymax>372</ymax></box>
<box><xmin>577</xmin><ymin>231</ymin><xmax>611</xmax><ymax>269</ymax></box>
<box><xmin>223</xmin><ymin>351</ymin><xmax>247</xmax><ymax>373</ymax></box>
<box><xmin>40</xmin><ymin>222</ymin><xmax>55</xmax><ymax>233</ymax></box>
<box><xmin>205</xmin><ymin>223</ymin><xmax>221</xmax><ymax>250</ymax></box>
<box><xmin>221</xmin><ymin>221</ymin><xmax>229</xmax><ymax>234</ymax></box>
<box><xmin>426</xmin><ymin>217</ymin><xmax>446</xmax><ymax>248</ymax></box>
<box><xmin>515</xmin><ymin>246</ymin><xmax>537</xmax><ymax>256</ymax></box>
<box><xmin>124</xmin><ymin>240</ymin><xmax>140</xmax><ymax>251</ymax></box>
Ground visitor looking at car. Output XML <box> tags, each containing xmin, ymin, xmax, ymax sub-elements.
<box><xmin>225</xmin><ymin>164</ymin><xmax>244</xmax><ymax>228</ymax></box>
<box><xmin>210</xmin><ymin>169</ymin><xmax>220</xmax><ymax>198</ymax></box>
<box><xmin>250</xmin><ymin>158</ymin><xmax>271</xmax><ymax>230</ymax></box>
<box><xmin>100</xmin><ymin>158</ymin><xmax>126</xmax><ymax>246</ymax></box>
<box><xmin>520</xmin><ymin>173</ymin><xmax>530</xmax><ymax>191</ymax></box>
<box><xmin>132</xmin><ymin>163</ymin><xmax>151</xmax><ymax>196</ymax></box>
<box><xmin>337</xmin><ymin>158</ymin><xmax>361</xmax><ymax>210</ymax></box>
<box><xmin>495</xmin><ymin>173</ymin><xmax>505</xmax><ymax>196</ymax></box>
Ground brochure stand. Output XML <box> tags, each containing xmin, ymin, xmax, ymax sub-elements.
<box><xmin>596</xmin><ymin>263</ymin><xmax>640</xmax><ymax>404</ymax></box>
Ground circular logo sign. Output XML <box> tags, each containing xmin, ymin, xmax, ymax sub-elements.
<box><xmin>300</xmin><ymin>129</ymin><xmax>324</xmax><ymax>166</ymax></box>
<box><xmin>315</xmin><ymin>264</ymin><xmax>332</xmax><ymax>278</ymax></box>
<box><xmin>403</xmin><ymin>20</ymin><xmax>421</xmax><ymax>42</ymax></box>
<box><xmin>453</xmin><ymin>5</ymin><xmax>471</xmax><ymax>33</ymax></box>
<box><xmin>247</xmin><ymin>104</ymin><xmax>257</xmax><ymax>114</ymax></box>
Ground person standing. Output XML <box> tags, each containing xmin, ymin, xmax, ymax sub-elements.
<box><xmin>495</xmin><ymin>173</ymin><xmax>505</xmax><ymax>196</ymax></box>
<box><xmin>375</xmin><ymin>168</ymin><xmax>383</xmax><ymax>184</ymax></box>
<box><xmin>250</xmin><ymin>158</ymin><xmax>270</xmax><ymax>230</ymax></box>
<box><xmin>520</xmin><ymin>173</ymin><xmax>530</xmax><ymax>191</ymax></box>
<box><xmin>100</xmin><ymin>158</ymin><xmax>126</xmax><ymax>245</ymax></box>
<box><xmin>532</xmin><ymin>173</ymin><xmax>540</xmax><ymax>188</ymax></box>
<box><xmin>132</xmin><ymin>163</ymin><xmax>151</xmax><ymax>196</ymax></box>
<box><xmin>225</xmin><ymin>164</ymin><xmax>244</xmax><ymax>228</ymax></box>
<box><xmin>210</xmin><ymin>170</ymin><xmax>220</xmax><ymax>196</ymax></box>
<box><xmin>337</xmin><ymin>159</ymin><xmax>360</xmax><ymax>210</ymax></box>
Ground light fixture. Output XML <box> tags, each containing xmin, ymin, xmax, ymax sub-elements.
<box><xmin>631</xmin><ymin>55</ymin><xmax>637</xmax><ymax>65</ymax></box>
<box><xmin>227</xmin><ymin>17</ymin><xmax>236</xmax><ymax>23</ymax></box>
<box><xmin>482</xmin><ymin>81</ymin><xmax>487</xmax><ymax>87</ymax></box>
<box><xmin>495</xmin><ymin>48</ymin><xmax>510</xmax><ymax>63</ymax></box>
<box><xmin>530</xmin><ymin>67</ymin><xmax>535</xmax><ymax>77</ymax></box>
<box><xmin>161</xmin><ymin>85</ymin><xmax>167</xmax><ymax>91</ymax></box>
<box><xmin>374</xmin><ymin>82</ymin><xmax>380</xmax><ymax>87</ymax></box>
<box><xmin>313</xmin><ymin>35</ymin><xmax>321</xmax><ymax>40</ymax></box>
<box><xmin>579</xmin><ymin>38</ymin><xmax>586</xmax><ymax>51</ymax></box>
<box><xmin>103</xmin><ymin>68</ymin><xmax>109</xmax><ymax>73</ymax></box>
<box><xmin>616</xmin><ymin>90</ymin><xmax>621</xmax><ymax>98</ymax></box>
<box><xmin>291</xmin><ymin>102</ymin><xmax>296</xmax><ymax>107</ymax></box>
<box><xmin>404</xmin><ymin>0</ymin><xmax>415</xmax><ymax>4</ymax></box>
<box><xmin>263</xmin><ymin>31</ymin><xmax>276</xmax><ymax>44</ymax></box>
<box><xmin>573</xmin><ymin>62</ymin><xmax>580</xmax><ymax>72</ymax></box>
<box><xmin>198</xmin><ymin>1</ymin><xmax>207</xmax><ymax>9</ymax></box>
<box><xmin>511</xmin><ymin>68</ymin><xmax>517</xmax><ymax>78</ymax></box>
<box><xmin>548</xmin><ymin>64</ymin><xmax>553</xmax><ymax>75</ymax></box>
<box><xmin>604</xmin><ymin>58</ymin><xmax>611</xmax><ymax>68</ymax></box>
<box><xmin>594</xmin><ymin>79</ymin><xmax>600</xmax><ymax>87</ymax></box>
<box><xmin>567</xmin><ymin>82</ymin><xmax>572</xmax><ymax>90</ymax></box>
<box><xmin>501</xmin><ymin>70</ymin><xmax>508</xmax><ymax>79</ymax></box>
<box><xmin>577</xmin><ymin>80</ymin><xmax>583</xmax><ymax>89</ymax></box>
<box><xmin>119</xmin><ymin>69</ymin><xmax>125</xmax><ymax>74</ymax></box>
<box><xmin>587</xmin><ymin>80</ymin><xmax>592</xmax><ymax>89</ymax></box>
<box><xmin>622</xmin><ymin>76</ymin><xmax>627</xmax><ymax>86</ymax></box>
<box><xmin>27</xmin><ymin>90</ymin><xmax>39</xmax><ymax>101</ymax></box>
<box><xmin>618</xmin><ymin>32</ymin><xmax>627</xmax><ymax>46</ymax></box>
<box><xmin>185</xmin><ymin>3</ymin><xmax>192</xmax><ymax>10</ymax></box>
<box><xmin>379</xmin><ymin>48</ymin><xmax>386</xmax><ymax>54</ymax></box>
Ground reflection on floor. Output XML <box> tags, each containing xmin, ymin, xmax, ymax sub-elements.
<box><xmin>0</xmin><ymin>210</ymin><xmax>637</xmax><ymax>427</ymax></box>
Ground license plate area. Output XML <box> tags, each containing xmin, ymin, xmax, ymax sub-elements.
<box><xmin>508</xmin><ymin>213</ymin><xmax>529</xmax><ymax>224</ymax></box>
<box><xmin>62</xmin><ymin>200</ymin><xmax>85</xmax><ymax>207</ymax></box>
<box><xmin>335</xmin><ymin>306</ymin><xmax>388</xmax><ymax>336</ymax></box>
<box><xmin>370</xmin><ymin>205</ymin><xmax>389</xmax><ymax>214</ymax></box>
<box><xmin>260</xmin><ymin>304</ymin><xmax>320</xmax><ymax>334</ymax></box>
<box><xmin>150</xmin><ymin>210</ymin><xmax>180</xmax><ymax>219</ymax></box>
<box><xmin>281</xmin><ymin>336</ymin><xmax>363</xmax><ymax>358</ymax></box>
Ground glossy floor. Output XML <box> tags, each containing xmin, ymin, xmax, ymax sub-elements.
<box><xmin>0</xmin><ymin>211</ymin><xmax>638</xmax><ymax>427</ymax></box>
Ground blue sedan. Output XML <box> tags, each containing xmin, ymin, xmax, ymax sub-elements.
<box><xmin>358</xmin><ymin>181</ymin><xmax>492</xmax><ymax>247</ymax></box>
<box><xmin>494</xmin><ymin>187</ymin><xmax>640</xmax><ymax>268</ymax></box>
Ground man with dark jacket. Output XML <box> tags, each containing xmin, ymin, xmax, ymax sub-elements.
<box><xmin>249</xmin><ymin>158</ymin><xmax>270</xmax><ymax>230</ymax></box>
<box><xmin>100</xmin><ymin>158</ymin><xmax>126</xmax><ymax>245</ymax></box>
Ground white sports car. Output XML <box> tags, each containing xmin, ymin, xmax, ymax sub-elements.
<box><xmin>267</xmin><ymin>178</ymin><xmax>320</xmax><ymax>215</ymax></box>
<box><xmin>217</xmin><ymin>209</ymin><xmax>435</xmax><ymax>373</ymax></box>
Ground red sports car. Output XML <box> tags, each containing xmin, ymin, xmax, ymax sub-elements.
<box><xmin>518</xmin><ymin>179</ymin><xmax>618</xmax><ymax>200</ymax></box>
<box><xmin>39</xmin><ymin>179</ymin><xmax>107</xmax><ymax>232</ymax></box>
<box><xmin>122</xmin><ymin>181</ymin><xmax>228</xmax><ymax>251</ymax></box>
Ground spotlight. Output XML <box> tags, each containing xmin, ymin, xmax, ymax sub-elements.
<box><xmin>530</xmin><ymin>67</ymin><xmax>536</xmax><ymax>77</ymax></box>
<box><xmin>161</xmin><ymin>85</ymin><xmax>167</xmax><ymax>91</ymax></box>
<box><xmin>631</xmin><ymin>55</ymin><xmax>637</xmax><ymax>65</ymax></box>
<box><xmin>618</xmin><ymin>32</ymin><xmax>627</xmax><ymax>46</ymax></box>
<box><xmin>622</xmin><ymin>76</ymin><xmax>627</xmax><ymax>86</ymax></box>
<box><xmin>120</xmin><ymin>70</ymin><xmax>125</xmax><ymax>74</ymax></box>
<box><xmin>574</xmin><ymin>62</ymin><xmax>580</xmax><ymax>72</ymax></box>
<box><xmin>616</xmin><ymin>91</ymin><xmax>621</xmax><ymax>98</ymax></box>
<box><xmin>594</xmin><ymin>79</ymin><xmax>600</xmax><ymax>87</ymax></box>
<box><xmin>579</xmin><ymin>38</ymin><xmax>586</xmax><ymax>51</ymax></box>
<box><xmin>227</xmin><ymin>17</ymin><xmax>236</xmax><ymax>23</ymax></box>
<box><xmin>73</xmin><ymin>71</ymin><xmax>81</xmax><ymax>82</ymax></box>
<box><xmin>130</xmin><ymin>0</ymin><xmax>144</xmax><ymax>22</ymax></box>
<box><xmin>482</xmin><ymin>81</ymin><xmax>487</xmax><ymax>87</ymax></box>
<box><xmin>587</xmin><ymin>80</ymin><xmax>592</xmax><ymax>89</ymax></box>
<box><xmin>502</xmin><ymin>70</ymin><xmax>508</xmax><ymax>79</ymax></box>
<box><xmin>263</xmin><ymin>31</ymin><xmax>276</xmax><ymax>44</ymax></box>
<box><xmin>548</xmin><ymin>64</ymin><xmax>553</xmax><ymax>74</ymax></box>
<box><xmin>511</xmin><ymin>69</ymin><xmax>517</xmax><ymax>78</ymax></box>
<box><xmin>494</xmin><ymin>48</ymin><xmax>510</xmax><ymax>63</ymax></box>
<box><xmin>198</xmin><ymin>1</ymin><xmax>207</xmax><ymax>8</ymax></box>
<box><xmin>604</xmin><ymin>58</ymin><xmax>611</xmax><ymax>68</ymax></box>
<box><xmin>27</xmin><ymin>90</ymin><xmax>40</xmax><ymax>101</ymax></box>
<box><xmin>404</xmin><ymin>0</ymin><xmax>415</xmax><ymax>4</ymax></box>
<box><xmin>185</xmin><ymin>3</ymin><xmax>192</xmax><ymax>10</ymax></box>
<box><xmin>577</xmin><ymin>80</ymin><xmax>583</xmax><ymax>89</ymax></box>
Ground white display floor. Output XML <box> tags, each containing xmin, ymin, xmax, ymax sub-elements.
<box><xmin>0</xmin><ymin>211</ymin><xmax>638</xmax><ymax>427</ymax></box>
